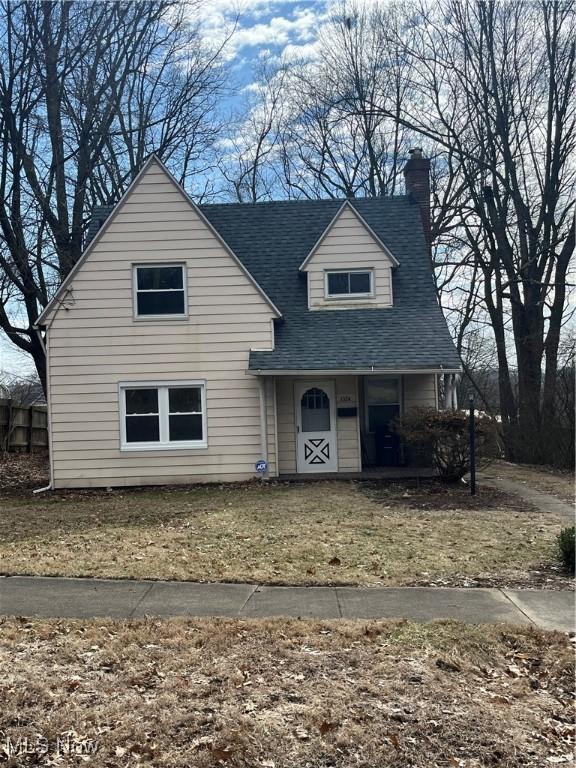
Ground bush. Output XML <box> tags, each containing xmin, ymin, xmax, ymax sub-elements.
<box><xmin>557</xmin><ymin>527</ymin><xmax>575</xmax><ymax>574</ymax></box>
<box><xmin>395</xmin><ymin>407</ymin><xmax>499</xmax><ymax>483</ymax></box>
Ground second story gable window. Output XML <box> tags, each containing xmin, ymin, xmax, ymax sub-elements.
<box><xmin>325</xmin><ymin>269</ymin><xmax>373</xmax><ymax>299</ymax></box>
<box><xmin>133</xmin><ymin>264</ymin><xmax>187</xmax><ymax>318</ymax></box>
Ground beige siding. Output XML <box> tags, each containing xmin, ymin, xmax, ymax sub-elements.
<box><xmin>47</xmin><ymin>159</ymin><xmax>277</xmax><ymax>488</ymax></box>
<box><xmin>403</xmin><ymin>374</ymin><xmax>438</xmax><ymax>410</ymax></box>
<box><xmin>265</xmin><ymin>377</ymin><xmax>277</xmax><ymax>476</ymax></box>
<box><xmin>276</xmin><ymin>377</ymin><xmax>296</xmax><ymax>474</ymax></box>
<box><xmin>336</xmin><ymin>376</ymin><xmax>361</xmax><ymax>472</ymax></box>
<box><xmin>304</xmin><ymin>205</ymin><xmax>394</xmax><ymax>310</ymax></box>
<box><xmin>275</xmin><ymin>376</ymin><xmax>360</xmax><ymax>474</ymax></box>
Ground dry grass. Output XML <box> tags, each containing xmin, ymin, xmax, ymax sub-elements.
<box><xmin>0</xmin><ymin>617</ymin><xmax>573</xmax><ymax>767</ymax></box>
<box><xmin>0</xmin><ymin>475</ymin><xmax>568</xmax><ymax>587</ymax></box>
<box><xmin>486</xmin><ymin>460</ymin><xmax>574</xmax><ymax>504</ymax></box>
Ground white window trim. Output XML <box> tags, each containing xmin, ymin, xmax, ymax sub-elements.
<box><xmin>119</xmin><ymin>380</ymin><xmax>207</xmax><ymax>451</ymax></box>
<box><xmin>324</xmin><ymin>268</ymin><xmax>374</xmax><ymax>300</ymax></box>
<box><xmin>132</xmin><ymin>263</ymin><xmax>188</xmax><ymax>321</ymax></box>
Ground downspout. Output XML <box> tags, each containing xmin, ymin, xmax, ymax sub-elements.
<box><xmin>258</xmin><ymin>377</ymin><xmax>268</xmax><ymax>478</ymax></box>
<box><xmin>32</xmin><ymin>325</ymin><xmax>53</xmax><ymax>493</ymax></box>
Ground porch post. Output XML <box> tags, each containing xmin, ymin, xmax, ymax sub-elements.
<box><xmin>258</xmin><ymin>377</ymin><xmax>268</xmax><ymax>470</ymax></box>
<box><xmin>444</xmin><ymin>373</ymin><xmax>457</xmax><ymax>410</ymax></box>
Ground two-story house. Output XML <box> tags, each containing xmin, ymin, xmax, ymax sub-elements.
<box><xmin>36</xmin><ymin>150</ymin><xmax>461</xmax><ymax>488</ymax></box>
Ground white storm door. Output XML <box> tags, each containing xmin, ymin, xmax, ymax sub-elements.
<box><xmin>295</xmin><ymin>381</ymin><xmax>338</xmax><ymax>473</ymax></box>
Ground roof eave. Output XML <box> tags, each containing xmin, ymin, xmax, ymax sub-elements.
<box><xmin>246</xmin><ymin>366</ymin><xmax>463</xmax><ymax>376</ymax></box>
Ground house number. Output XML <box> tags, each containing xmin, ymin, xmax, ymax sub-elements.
<box><xmin>337</xmin><ymin>394</ymin><xmax>355</xmax><ymax>404</ymax></box>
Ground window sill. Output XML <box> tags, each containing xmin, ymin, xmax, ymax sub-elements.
<box><xmin>324</xmin><ymin>294</ymin><xmax>374</xmax><ymax>301</ymax></box>
<box><xmin>120</xmin><ymin>441</ymin><xmax>208</xmax><ymax>452</ymax></box>
<box><xmin>133</xmin><ymin>314</ymin><xmax>188</xmax><ymax>322</ymax></box>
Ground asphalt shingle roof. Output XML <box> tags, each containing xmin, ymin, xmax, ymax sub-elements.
<box><xmin>199</xmin><ymin>197</ymin><xmax>461</xmax><ymax>371</ymax></box>
<box><xmin>86</xmin><ymin>195</ymin><xmax>461</xmax><ymax>372</ymax></box>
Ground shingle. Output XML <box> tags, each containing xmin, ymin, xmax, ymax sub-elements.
<box><xmin>199</xmin><ymin>197</ymin><xmax>461</xmax><ymax>371</ymax></box>
<box><xmin>85</xmin><ymin>205</ymin><xmax>115</xmax><ymax>245</ymax></box>
<box><xmin>85</xmin><ymin>195</ymin><xmax>461</xmax><ymax>371</ymax></box>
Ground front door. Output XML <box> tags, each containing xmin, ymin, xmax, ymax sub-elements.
<box><xmin>295</xmin><ymin>381</ymin><xmax>338</xmax><ymax>473</ymax></box>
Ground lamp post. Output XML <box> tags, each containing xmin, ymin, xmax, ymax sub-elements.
<box><xmin>469</xmin><ymin>394</ymin><xmax>476</xmax><ymax>496</ymax></box>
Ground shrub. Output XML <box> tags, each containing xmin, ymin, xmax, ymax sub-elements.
<box><xmin>557</xmin><ymin>527</ymin><xmax>575</xmax><ymax>574</ymax></box>
<box><xmin>395</xmin><ymin>407</ymin><xmax>499</xmax><ymax>482</ymax></box>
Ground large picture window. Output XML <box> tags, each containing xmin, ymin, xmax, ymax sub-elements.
<box><xmin>325</xmin><ymin>269</ymin><xmax>373</xmax><ymax>298</ymax></box>
<box><xmin>133</xmin><ymin>264</ymin><xmax>187</xmax><ymax>318</ymax></box>
<box><xmin>120</xmin><ymin>382</ymin><xmax>206</xmax><ymax>450</ymax></box>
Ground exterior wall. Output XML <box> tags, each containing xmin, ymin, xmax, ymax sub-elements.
<box><xmin>304</xmin><ymin>205</ymin><xmax>394</xmax><ymax>310</ymax></box>
<box><xmin>403</xmin><ymin>374</ymin><xmax>438</xmax><ymax>411</ymax></box>
<box><xmin>276</xmin><ymin>377</ymin><xmax>297</xmax><ymax>474</ymax></box>
<box><xmin>46</xmin><ymin>159</ymin><xmax>277</xmax><ymax>488</ymax></box>
<box><xmin>275</xmin><ymin>376</ymin><xmax>361</xmax><ymax>474</ymax></box>
<box><xmin>336</xmin><ymin>376</ymin><xmax>361</xmax><ymax>472</ymax></box>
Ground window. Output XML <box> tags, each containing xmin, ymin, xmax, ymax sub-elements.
<box><xmin>365</xmin><ymin>378</ymin><xmax>400</xmax><ymax>433</ymax></box>
<box><xmin>133</xmin><ymin>264</ymin><xmax>186</xmax><ymax>318</ymax></box>
<box><xmin>301</xmin><ymin>387</ymin><xmax>331</xmax><ymax>432</ymax></box>
<box><xmin>120</xmin><ymin>382</ymin><xmax>206</xmax><ymax>450</ymax></box>
<box><xmin>325</xmin><ymin>270</ymin><xmax>373</xmax><ymax>298</ymax></box>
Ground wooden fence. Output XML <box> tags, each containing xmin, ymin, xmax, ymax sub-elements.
<box><xmin>0</xmin><ymin>399</ymin><xmax>48</xmax><ymax>452</ymax></box>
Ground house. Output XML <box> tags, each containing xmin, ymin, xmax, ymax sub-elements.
<box><xmin>36</xmin><ymin>150</ymin><xmax>461</xmax><ymax>489</ymax></box>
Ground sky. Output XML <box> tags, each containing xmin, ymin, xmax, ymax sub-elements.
<box><xmin>0</xmin><ymin>0</ymin><xmax>334</xmax><ymax>379</ymax></box>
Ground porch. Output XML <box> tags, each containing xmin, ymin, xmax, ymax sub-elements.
<box><xmin>257</xmin><ymin>371</ymin><xmax>456</xmax><ymax>477</ymax></box>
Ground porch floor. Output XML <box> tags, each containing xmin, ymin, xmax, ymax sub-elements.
<box><xmin>279</xmin><ymin>467</ymin><xmax>436</xmax><ymax>481</ymax></box>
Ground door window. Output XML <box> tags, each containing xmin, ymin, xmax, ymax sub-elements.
<box><xmin>301</xmin><ymin>387</ymin><xmax>330</xmax><ymax>432</ymax></box>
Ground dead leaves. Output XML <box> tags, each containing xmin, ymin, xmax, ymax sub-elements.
<box><xmin>436</xmin><ymin>658</ymin><xmax>462</xmax><ymax>673</ymax></box>
<box><xmin>318</xmin><ymin>721</ymin><xmax>339</xmax><ymax>736</ymax></box>
<box><xmin>387</xmin><ymin>733</ymin><xmax>401</xmax><ymax>751</ymax></box>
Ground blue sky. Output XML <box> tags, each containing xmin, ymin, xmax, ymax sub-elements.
<box><xmin>0</xmin><ymin>0</ymin><xmax>333</xmax><ymax>378</ymax></box>
<box><xmin>199</xmin><ymin>0</ymin><xmax>327</xmax><ymax>77</ymax></box>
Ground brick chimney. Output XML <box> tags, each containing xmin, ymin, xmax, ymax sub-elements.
<box><xmin>403</xmin><ymin>148</ymin><xmax>431</xmax><ymax>250</ymax></box>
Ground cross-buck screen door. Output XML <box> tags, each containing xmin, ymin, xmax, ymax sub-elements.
<box><xmin>295</xmin><ymin>381</ymin><xmax>338</xmax><ymax>473</ymax></box>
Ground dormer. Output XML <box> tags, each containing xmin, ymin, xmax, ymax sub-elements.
<box><xmin>299</xmin><ymin>201</ymin><xmax>398</xmax><ymax>310</ymax></box>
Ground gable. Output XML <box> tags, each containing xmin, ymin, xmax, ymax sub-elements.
<box><xmin>299</xmin><ymin>201</ymin><xmax>399</xmax><ymax>273</ymax></box>
<box><xmin>298</xmin><ymin>201</ymin><xmax>397</xmax><ymax>311</ymax></box>
<box><xmin>38</xmin><ymin>156</ymin><xmax>280</xmax><ymax>326</ymax></box>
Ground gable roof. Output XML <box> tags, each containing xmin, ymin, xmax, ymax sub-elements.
<box><xmin>36</xmin><ymin>155</ymin><xmax>281</xmax><ymax>325</ymax></box>
<box><xmin>42</xmin><ymin>159</ymin><xmax>461</xmax><ymax>372</ymax></box>
<box><xmin>199</xmin><ymin>197</ymin><xmax>461</xmax><ymax>372</ymax></box>
<box><xmin>299</xmin><ymin>200</ymin><xmax>400</xmax><ymax>271</ymax></box>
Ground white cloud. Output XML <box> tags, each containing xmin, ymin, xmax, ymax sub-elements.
<box><xmin>195</xmin><ymin>0</ymin><xmax>327</xmax><ymax>60</ymax></box>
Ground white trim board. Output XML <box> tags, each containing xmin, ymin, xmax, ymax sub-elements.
<box><xmin>248</xmin><ymin>367</ymin><xmax>462</xmax><ymax>376</ymax></box>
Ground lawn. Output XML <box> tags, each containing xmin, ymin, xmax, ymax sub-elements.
<box><xmin>0</xmin><ymin>616</ymin><xmax>573</xmax><ymax>768</ymax></box>
<box><xmin>0</xmin><ymin>456</ymin><xmax>569</xmax><ymax>588</ymax></box>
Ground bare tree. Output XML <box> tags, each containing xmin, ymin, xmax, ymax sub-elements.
<box><xmin>370</xmin><ymin>0</ymin><xmax>576</xmax><ymax>462</ymax></box>
<box><xmin>218</xmin><ymin>59</ymin><xmax>288</xmax><ymax>202</ymax></box>
<box><xmin>0</xmin><ymin>0</ymin><xmax>228</xmax><ymax>391</ymax></box>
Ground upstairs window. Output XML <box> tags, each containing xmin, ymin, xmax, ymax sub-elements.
<box><xmin>133</xmin><ymin>264</ymin><xmax>186</xmax><ymax>318</ymax></box>
<box><xmin>325</xmin><ymin>269</ymin><xmax>373</xmax><ymax>298</ymax></box>
<box><xmin>120</xmin><ymin>382</ymin><xmax>206</xmax><ymax>450</ymax></box>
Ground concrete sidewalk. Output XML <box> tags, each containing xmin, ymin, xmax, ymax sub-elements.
<box><xmin>479</xmin><ymin>472</ymin><xmax>574</xmax><ymax>523</ymax></box>
<box><xmin>1</xmin><ymin>576</ymin><xmax>574</xmax><ymax>632</ymax></box>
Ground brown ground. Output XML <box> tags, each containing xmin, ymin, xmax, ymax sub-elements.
<box><xmin>0</xmin><ymin>454</ymin><xmax>571</xmax><ymax>589</ymax></box>
<box><xmin>0</xmin><ymin>617</ymin><xmax>574</xmax><ymax>768</ymax></box>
